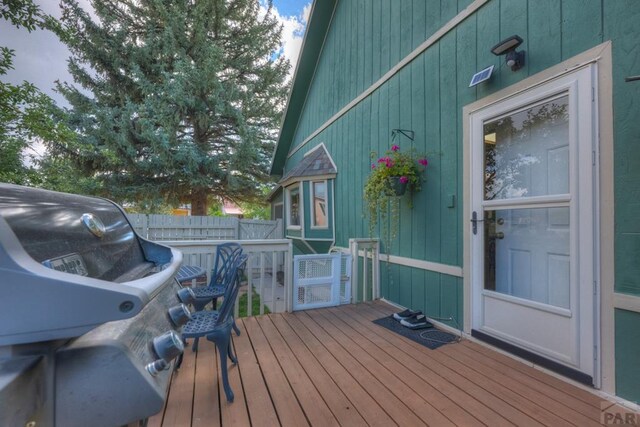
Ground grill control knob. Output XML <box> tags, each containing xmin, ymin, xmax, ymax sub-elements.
<box><xmin>168</xmin><ymin>304</ymin><xmax>192</xmax><ymax>327</ymax></box>
<box><xmin>152</xmin><ymin>331</ymin><xmax>184</xmax><ymax>362</ymax></box>
<box><xmin>145</xmin><ymin>359</ymin><xmax>168</xmax><ymax>377</ymax></box>
<box><xmin>177</xmin><ymin>287</ymin><xmax>196</xmax><ymax>305</ymax></box>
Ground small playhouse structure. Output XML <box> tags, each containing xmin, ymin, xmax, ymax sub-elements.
<box><xmin>270</xmin><ymin>0</ymin><xmax>640</xmax><ymax>405</ymax></box>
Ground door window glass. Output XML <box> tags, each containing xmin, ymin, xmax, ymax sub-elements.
<box><xmin>484</xmin><ymin>95</ymin><xmax>569</xmax><ymax>201</ymax></box>
<box><xmin>484</xmin><ymin>207</ymin><xmax>570</xmax><ymax>308</ymax></box>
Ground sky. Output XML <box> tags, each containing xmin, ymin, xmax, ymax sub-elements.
<box><xmin>0</xmin><ymin>0</ymin><xmax>312</xmax><ymax>107</ymax></box>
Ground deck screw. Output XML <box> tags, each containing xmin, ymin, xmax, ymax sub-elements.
<box><xmin>25</xmin><ymin>422</ymin><xmax>36</xmax><ymax>427</ymax></box>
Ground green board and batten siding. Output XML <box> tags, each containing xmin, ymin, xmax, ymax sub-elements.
<box><xmin>615</xmin><ymin>309</ymin><xmax>640</xmax><ymax>404</ymax></box>
<box><xmin>606</xmin><ymin>1</ymin><xmax>640</xmax><ymax>403</ymax></box>
<box><xmin>607</xmin><ymin>2</ymin><xmax>640</xmax><ymax>299</ymax></box>
<box><xmin>278</xmin><ymin>0</ymin><xmax>640</xmax><ymax>401</ymax></box>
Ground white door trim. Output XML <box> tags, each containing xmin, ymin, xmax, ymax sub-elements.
<box><xmin>470</xmin><ymin>67</ymin><xmax>594</xmax><ymax>376</ymax></box>
<box><xmin>462</xmin><ymin>42</ymin><xmax>614</xmax><ymax>391</ymax></box>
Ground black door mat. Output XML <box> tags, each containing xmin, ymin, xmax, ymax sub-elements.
<box><xmin>373</xmin><ymin>315</ymin><xmax>460</xmax><ymax>350</ymax></box>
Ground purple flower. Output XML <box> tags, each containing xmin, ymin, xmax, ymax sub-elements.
<box><xmin>418</xmin><ymin>158</ymin><xmax>428</xmax><ymax>166</ymax></box>
<box><xmin>391</xmin><ymin>145</ymin><xmax>400</xmax><ymax>152</ymax></box>
<box><xmin>399</xmin><ymin>176</ymin><xmax>408</xmax><ymax>184</ymax></box>
<box><xmin>371</xmin><ymin>163</ymin><xmax>376</xmax><ymax>169</ymax></box>
<box><xmin>385</xmin><ymin>159</ymin><xmax>394</xmax><ymax>168</ymax></box>
<box><xmin>378</xmin><ymin>157</ymin><xmax>386</xmax><ymax>163</ymax></box>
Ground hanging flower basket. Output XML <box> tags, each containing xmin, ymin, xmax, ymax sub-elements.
<box><xmin>388</xmin><ymin>176</ymin><xmax>408</xmax><ymax>196</ymax></box>
<box><xmin>364</xmin><ymin>144</ymin><xmax>428</xmax><ymax>254</ymax></box>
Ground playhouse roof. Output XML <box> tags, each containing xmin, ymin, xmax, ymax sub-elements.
<box><xmin>279</xmin><ymin>144</ymin><xmax>336</xmax><ymax>186</ymax></box>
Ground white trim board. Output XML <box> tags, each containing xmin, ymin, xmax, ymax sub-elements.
<box><xmin>280</xmin><ymin>173</ymin><xmax>336</xmax><ymax>188</ymax></box>
<box><xmin>287</xmin><ymin>0</ymin><xmax>490</xmax><ymax>159</ymax></box>
<box><xmin>380</xmin><ymin>254</ymin><xmax>463</xmax><ymax>278</ymax></box>
<box><xmin>332</xmin><ymin>246</ymin><xmax>462</xmax><ymax>278</ymax></box>
<box><xmin>613</xmin><ymin>293</ymin><xmax>640</xmax><ymax>314</ymax></box>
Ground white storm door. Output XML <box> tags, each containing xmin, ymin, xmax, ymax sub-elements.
<box><xmin>470</xmin><ymin>66</ymin><xmax>596</xmax><ymax>378</ymax></box>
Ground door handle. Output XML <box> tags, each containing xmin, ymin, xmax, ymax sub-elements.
<box><xmin>471</xmin><ymin>211</ymin><xmax>484</xmax><ymax>235</ymax></box>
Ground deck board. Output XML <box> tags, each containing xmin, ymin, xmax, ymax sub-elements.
<box><xmin>304</xmin><ymin>308</ymin><xmax>456</xmax><ymax>426</ymax></box>
<box><xmin>321</xmin><ymin>306</ymin><xmax>485</xmax><ymax>427</ymax></box>
<box><xmin>364</xmin><ymin>302</ymin><xmax>602</xmax><ymax>426</ymax></box>
<box><xmin>269</xmin><ymin>314</ymin><xmax>368</xmax><ymax>427</ymax></box>
<box><xmin>441</xmin><ymin>343</ymin><xmax>602</xmax><ymax>424</ymax></box>
<box><xmin>158</xmin><ymin>302</ymin><xmax>617</xmax><ymax>426</ymax></box>
<box><xmin>161</xmin><ymin>339</ymin><xmax>197</xmax><ymax>427</ymax></box>
<box><xmin>294</xmin><ymin>310</ymin><xmax>428</xmax><ymax>426</ymax></box>
<box><xmin>255</xmin><ymin>315</ymin><xmax>339</xmax><ymax>426</ymax></box>
<box><xmin>192</xmin><ymin>340</ymin><xmax>220</xmax><ymax>427</ymax></box>
<box><xmin>281</xmin><ymin>311</ymin><xmax>396</xmax><ymax>427</ymax></box>
<box><xmin>217</xmin><ymin>328</ymin><xmax>251</xmax><ymax>427</ymax></box>
<box><xmin>326</xmin><ymin>306</ymin><xmax>513</xmax><ymax>427</ymax></box>
<box><xmin>243</xmin><ymin>316</ymin><xmax>309</xmax><ymax>427</ymax></box>
<box><xmin>459</xmin><ymin>339</ymin><xmax>603</xmax><ymax>406</ymax></box>
<box><xmin>349</xmin><ymin>304</ymin><xmax>543</xmax><ymax>426</ymax></box>
<box><xmin>233</xmin><ymin>318</ymin><xmax>280</xmax><ymax>427</ymax></box>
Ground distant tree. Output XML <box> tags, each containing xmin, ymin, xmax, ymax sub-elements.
<box><xmin>239</xmin><ymin>200</ymin><xmax>270</xmax><ymax>220</ymax></box>
<box><xmin>0</xmin><ymin>0</ymin><xmax>76</xmax><ymax>186</ymax></box>
<box><xmin>208</xmin><ymin>198</ymin><xmax>223</xmax><ymax>217</ymax></box>
<box><xmin>238</xmin><ymin>184</ymin><xmax>273</xmax><ymax>219</ymax></box>
<box><xmin>56</xmin><ymin>0</ymin><xmax>290</xmax><ymax>215</ymax></box>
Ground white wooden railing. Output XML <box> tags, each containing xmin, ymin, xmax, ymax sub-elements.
<box><xmin>349</xmin><ymin>238</ymin><xmax>380</xmax><ymax>302</ymax></box>
<box><xmin>331</xmin><ymin>239</ymin><xmax>380</xmax><ymax>303</ymax></box>
<box><xmin>159</xmin><ymin>239</ymin><xmax>293</xmax><ymax>317</ymax></box>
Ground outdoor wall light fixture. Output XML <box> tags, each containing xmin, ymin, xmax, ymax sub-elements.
<box><xmin>491</xmin><ymin>35</ymin><xmax>525</xmax><ymax>71</ymax></box>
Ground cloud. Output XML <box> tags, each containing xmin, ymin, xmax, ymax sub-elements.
<box><xmin>0</xmin><ymin>0</ymin><xmax>95</xmax><ymax>107</ymax></box>
<box><xmin>261</xmin><ymin>1</ymin><xmax>312</xmax><ymax>80</ymax></box>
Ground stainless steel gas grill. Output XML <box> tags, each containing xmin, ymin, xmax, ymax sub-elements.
<box><xmin>0</xmin><ymin>184</ymin><xmax>191</xmax><ymax>427</ymax></box>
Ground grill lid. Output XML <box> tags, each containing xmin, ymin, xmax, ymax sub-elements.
<box><xmin>0</xmin><ymin>184</ymin><xmax>182</xmax><ymax>345</ymax></box>
<box><xmin>0</xmin><ymin>184</ymin><xmax>151</xmax><ymax>282</ymax></box>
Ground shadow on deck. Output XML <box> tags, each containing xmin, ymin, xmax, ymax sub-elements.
<box><xmin>149</xmin><ymin>301</ymin><xmax>614</xmax><ymax>427</ymax></box>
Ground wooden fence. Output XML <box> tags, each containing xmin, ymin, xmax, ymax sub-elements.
<box><xmin>127</xmin><ymin>214</ymin><xmax>283</xmax><ymax>241</ymax></box>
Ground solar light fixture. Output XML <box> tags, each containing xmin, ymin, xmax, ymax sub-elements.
<box><xmin>491</xmin><ymin>35</ymin><xmax>525</xmax><ymax>71</ymax></box>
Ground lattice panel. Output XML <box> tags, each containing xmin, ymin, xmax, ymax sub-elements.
<box><xmin>297</xmin><ymin>258</ymin><xmax>333</xmax><ymax>279</ymax></box>
<box><xmin>297</xmin><ymin>283</ymin><xmax>333</xmax><ymax>305</ymax></box>
<box><xmin>293</xmin><ymin>253</ymin><xmax>341</xmax><ymax>311</ymax></box>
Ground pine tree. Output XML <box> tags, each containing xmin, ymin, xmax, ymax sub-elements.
<box><xmin>57</xmin><ymin>0</ymin><xmax>289</xmax><ymax>214</ymax></box>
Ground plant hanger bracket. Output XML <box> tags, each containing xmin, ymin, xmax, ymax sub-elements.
<box><xmin>391</xmin><ymin>129</ymin><xmax>415</xmax><ymax>143</ymax></box>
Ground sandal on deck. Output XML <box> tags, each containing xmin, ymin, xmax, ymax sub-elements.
<box><xmin>400</xmin><ymin>314</ymin><xmax>433</xmax><ymax>330</ymax></box>
<box><xmin>392</xmin><ymin>309</ymin><xmax>421</xmax><ymax>321</ymax></box>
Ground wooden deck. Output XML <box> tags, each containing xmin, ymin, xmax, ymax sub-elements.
<box><xmin>149</xmin><ymin>301</ymin><xmax>612</xmax><ymax>427</ymax></box>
